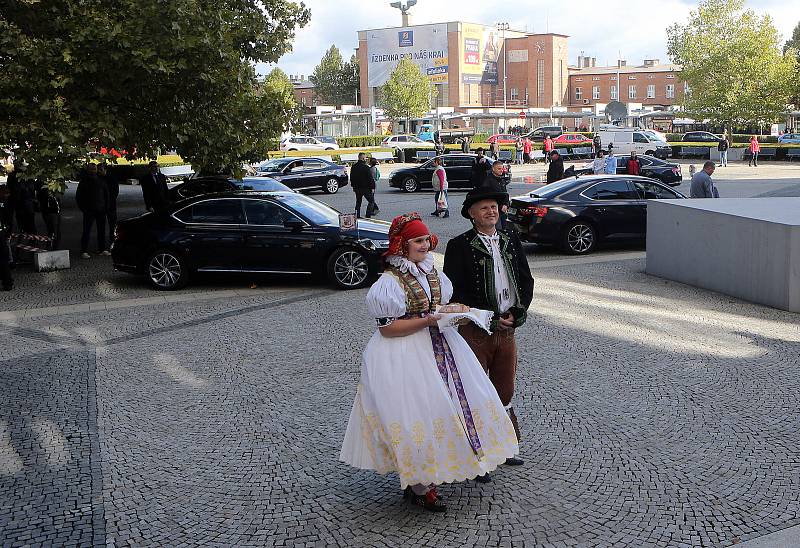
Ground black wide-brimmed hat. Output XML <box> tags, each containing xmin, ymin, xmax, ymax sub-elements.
<box><xmin>461</xmin><ymin>186</ymin><xmax>509</xmax><ymax>219</ymax></box>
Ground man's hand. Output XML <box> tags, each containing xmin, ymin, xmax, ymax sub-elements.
<box><xmin>498</xmin><ymin>312</ymin><xmax>515</xmax><ymax>330</ymax></box>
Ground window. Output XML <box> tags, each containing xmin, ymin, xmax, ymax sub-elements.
<box><xmin>592</xmin><ymin>76</ymin><xmax>601</xmax><ymax>81</ymax></box>
<box><xmin>297</xmin><ymin>160</ymin><xmax>324</xmax><ymax>172</ymax></box>
<box><xmin>575</xmin><ymin>87</ymin><xmax>582</xmax><ymax>101</ymax></box>
<box><xmin>628</xmin><ymin>75</ymin><xmax>636</xmax><ymax>80</ymax></box>
<box><xmin>243</xmin><ymin>200</ymin><xmax>300</xmax><ymax>226</ymax></box>
<box><xmin>647</xmin><ymin>85</ymin><xmax>655</xmax><ymax>98</ymax></box>
<box><xmin>584</xmin><ymin>180</ymin><xmax>638</xmax><ymax>200</ymax></box>
<box><xmin>666</xmin><ymin>74</ymin><xmax>675</xmax><ymax>79</ymax></box>
<box><xmin>633</xmin><ymin>180</ymin><xmax>679</xmax><ymax>200</ymax></box>
<box><xmin>666</xmin><ymin>84</ymin><xmax>675</xmax><ymax>99</ymax></box>
<box><xmin>537</xmin><ymin>60</ymin><xmax>545</xmax><ymax>102</ymax></box>
<box><xmin>684</xmin><ymin>82</ymin><xmax>690</xmax><ymax>94</ymax></box>
<box><xmin>610</xmin><ymin>86</ymin><xmax>618</xmax><ymax>100</ymax></box>
<box><xmin>510</xmin><ymin>88</ymin><xmax>518</xmax><ymax>101</ymax></box>
<box><xmin>633</xmin><ymin>132</ymin><xmax>649</xmax><ymax>143</ymax></box>
<box><xmin>175</xmin><ymin>199</ymin><xmax>245</xmax><ymax>224</ymax></box>
<box><xmin>628</xmin><ymin>85</ymin><xmax>637</xmax><ymax>99</ymax></box>
<box><xmin>575</xmin><ymin>77</ymin><xmax>583</xmax><ymax>82</ymax></box>
<box><xmin>592</xmin><ymin>86</ymin><xmax>600</xmax><ymax>100</ymax></box>
<box><xmin>443</xmin><ymin>156</ymin><xmax>474</xmax><ymax>167</ymax></box>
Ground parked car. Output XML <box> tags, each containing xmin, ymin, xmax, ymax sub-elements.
<box><xmin>315</xmin><ymin>136</ymin><xmax>339</xmax><ymax>146</ymax></box>
<box><xmin>573</xmin><ymin>154</ymin><xmax>683</xmax><ymax>186</ymax></box>
<box><xmin>598</xmin><ymin>128</ymin><xmax>672</xmax><ymax>159</ymax></box>
<box><xmin>168</xmin><ymin>176</ymin><xmax>293</xmax><ymax>202</ymax></box>
<box><xmin>778</xmin><ymin>133</ymin><xmax>800</xmax><ymax>144</ymax></box>
<box><xmin>507</xmin><ymin>175</ymin><xmax>686</xmax><ymax>255</ymax></box>
<box><xmin>280</xmin><ymin>135</ymin><xmax>340</xmax><ymax>151</ymax></box>
<box><xmin>680</xmin><ymin>131</ymin><xmax>721</xmax><ymax>143</ymax></box>
<box><xmin>112</xmin><ymin>191</ymin><xmax>390</xmax><ymax>290</ymax></box>
<box><xmin>642</xmin><ymin>129</ymin><xmax>669</xmax><ymax>143</ymax></box>
<box><xmin>525</xmin><ymin>125</ymin><xmax>563</xmax><ymax>141</ymax></box>
<box><xmin>381</xmin><ymin>135</ymin><xmax>436</xmax><ymax>150</ymax></box>
<box><xmin>487</xmin><ymin>133</ymin><xmax>518</xmax><ymax>144</ymax></box>
<box><xmin>389</xmin><ymin>153</ymin><xmax>511</xmax><ymax>193</ymax></box>
<box><xmin>255</xmin><ymin>157</ymin><xmax>348</xmax><ymax>194</ymax></box>
<box><xmin>552</xmin><ymin>133</ymin><xmax>593</xmax><ymax>146</ymax></box>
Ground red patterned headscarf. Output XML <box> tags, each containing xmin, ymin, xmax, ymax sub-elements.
<box><xmin>385</xmin><ymin>212</ymin><xmax>438</xmax><ymax>257</ymax></box>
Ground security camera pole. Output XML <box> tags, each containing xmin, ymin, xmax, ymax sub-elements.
<box><xmin>389</xmin><ymin>0</ymin><xmax>416</xmax><ymax>27</ymax></box>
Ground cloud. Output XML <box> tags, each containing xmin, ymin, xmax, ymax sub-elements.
<box><xmin>262</xmin><ymin>0</ymin><xmax>800</xmax><ymax>77</ymax></box>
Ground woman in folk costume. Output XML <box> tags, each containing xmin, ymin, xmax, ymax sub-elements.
<box><xmin>340</xmin><ymin>213</ymin><xmax>519</xmax><ymax>513</ymax></box>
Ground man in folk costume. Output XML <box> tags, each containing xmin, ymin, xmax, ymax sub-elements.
<box><xmin>443</xmin><ymin>187</ymin><xmax>534</xmax><ymax>482</ymax></box>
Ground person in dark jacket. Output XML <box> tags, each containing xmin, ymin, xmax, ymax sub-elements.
<box><xmin>0</xmin><ymin>184</ymin><xmax>13</xmax><ymax>290</ymax></box>
<box><xmin>76</xmin><ymin>163</ymin><xmax>110</xmax><ymax>258</ymax></box>
<box><xmin>98</xmin><ymin>163</ymin><xmax>119</xmax><ymax>239</ymax></box>
<box><xmin>717</xmin><ymin>137</ymin><xmax>729</xmax><ymax>167</ymax></box>
<box><xmin>7</xmin><ymin>161</ymin><xmax>38</xmax><ymax>234</ymax></box>
<box><xmin>443</xmin><ymin>186</ymin><xmax>535</xmax><ymax>481</ymax></box>
<box><xmin>470</xmin><ymin>148</ymin><xmax>491</xmax><ymax>188</ymax></box>
<box><xmin>350</xmin><ymin>153</ymin><xmax>377</xmax><ymax>218</ymax></box>
<box><xmin>36</xmin><ymin>182</ymin><xmax>61</xmax><ymax>249</ymax></box>
<box><xmin>139</xmin><ymin>161</ymin><xmax>169</xmax><ymax>211</ymax></box>
<box><xmin>481</xmin><ymin>161</ymin><xmax>510</xmax><ymax>228</ymax></box>
<box><xmin>546</xmin><ymin>151</ymin><xmax>564</xmax><ymax>183</ymax></box>
<box><xmin>592</xmin><ymin>134</ymin><xmax>602</xmax><ymax>158</ymax></box>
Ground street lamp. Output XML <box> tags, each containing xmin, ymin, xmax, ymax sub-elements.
<box><xmin>390</xmin><ymin>0</ymin><xmax>416</xmax><ymax>26</ymax></box>
<box><xmin>497</xmin><ymin>22</ymin><xmax>509</xmax><ymax>126</ymax></box>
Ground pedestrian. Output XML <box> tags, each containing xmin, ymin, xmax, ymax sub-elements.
<box><xmin>340</xmin><ymin>212</ymin><xmax>519</xmax><ymax>512</ymax></box>
<box><xmin>430</xmin><ymin>157</ymin><xmax>449</xmax><ymax>218</ymax></box>
<box><xmin>690</xmin><ymin>161</ymin><xmax>719</xmax><ymax>198</ymax></box>
<box><xmin>604</xmin><ymin>150</ymin><xmax>618</xmax><ymax>174</ymax></box>
<box><xmin>514</xmin><ymin>137</ymin><xmax>523</xmax><ymax>165</ymax></box>
<box><xmin>543</xmin><ymin>135</ymin><xmax>554</xmax><ymax>164</ymax></box>
<box><xmin>36</xmin><ymin>181</ymin><xmax>61</xmax><ymax>249</ymax></box>
<box><xmin>435</xmin><ymin>137</ymin><xmax>445</xmax><ymax>157</ymax></box>
<box><xmin>748</xmin><ymin>135</ymin><xmax>760</xmax><ymax>167</ymax></box>
<box><xmin>522</xmin><ymin>137</ymin><xmax>532</xmax><ymax>164</ymax></box>
<box><xmin>470</xmin><ymin>147</ymin><xmax>491</xmax><ymax>188</ymax></box>
<box><xmin>592</xmin><ymin>150</ymin><xmax>606</xmax><ymax>174</ymax></box>
<box><xmin>443</xmin><ymin>187</ymin><xmax>535</xmax><ymax>483</ymax></box>
<box><xmin>481</xmin><ymin>160</ymin><xmax>510</xmax><ymax>228</ymax></box>
<box><xmin>0</xmin><ymin>184</ymin><xmax>13</xmax><ymax>291</ymax></box>
<box><xmin>717</xmin><ymin>136</ymin><xmax>729</xmax><ymax>167</ymax></box>
<box><xmin>546</xmin><ymin>151</ymin><xmax>564</xmax><ymax>183</ymax></box>
<box><xmin>7</xmin><ymin>160</ymin><xmax>37</xmax><ymax>234</ymax></box>
<box><xmin>350</xmin><ymin>152</ymin><xmax>377</xmax><ymax>218</ymax></box>
<box><xmin>490</xmin><ymin>139</ymin><xmax>500</xmax><ymax>160</ymax></box>
<box><xmin>368</xmin><ymin>157</ymin><xmax>381</xmax><ymax>215</ymax></box>
<box><xmin>75</xmin><ymin>163</ymin><xmax>110</xmax><ymax>258</ymax></box>
<box><xmin>626</xmin><ymin>151</ymin><xmax>641</xmax><ymax>176</ymax></box>
<box><xmin>592</xmin><ymin>134</ymin><xmax>602</xmax><ymax>158</ymax></box>
<box><xmin>460</xmin><ymin>137</ymin><xmax>470</xmax><ymax>153</ymax></box>
<box><xmin>139</xmin><ymin>161</ymin><xmax>169</xmax><ymax>212</ymax></box>
<box><xmin>98</xmin><ymin>163</ymin><xmax>119</xmax><ymax>240</ymax></box>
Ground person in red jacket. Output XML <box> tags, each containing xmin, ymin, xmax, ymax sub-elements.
<box><xmin>543</xmin><ymin>135</ymin><xmax>554</xmax><ymax>164</ymax></box>
<box><xmin>748</xmin><ymin>135</ymin><xmax>761</xmax><ymax>167</ymax></box>
<box><xmin>522</xmin><ymin>137</ymin><xmax>532</xmax><ymax>163</ymax></box>
<box><xmin>626</xmin><ymin>151</ymin><xmax>641</xmax><ymax>175</ymax></box>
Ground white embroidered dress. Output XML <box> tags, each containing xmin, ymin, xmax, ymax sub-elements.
<box><xmin>340</xmin><ymin>254</ymin><xmax>519</xmax><ymax>488</ymax></box>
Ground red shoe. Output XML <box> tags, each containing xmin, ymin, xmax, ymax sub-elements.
<box><xmin>403</xmin><ymin>486</ymin><xmax>447</xmax><ymax>512</ymax></box>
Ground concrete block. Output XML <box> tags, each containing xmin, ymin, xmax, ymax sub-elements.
<box><xmin>34</xmin><ymin>250</ymin><xmax>71</xmax><ymax>272</ymax></box>
<box><xmin>646</xmin><ymin>198</ymin><xmax>800</xmax><ymax>313</ymax></box>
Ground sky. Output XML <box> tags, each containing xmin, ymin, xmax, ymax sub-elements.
<box><xmin>259</xmin><ymin>0</ymin><xmax>800</xmax><ymax>78</ymax></box>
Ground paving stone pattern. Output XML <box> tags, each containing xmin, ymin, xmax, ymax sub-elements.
<box><xmin>2</xmin><ymin>255</ymin><xmax>800</xmax><ymax>546</ymax></box>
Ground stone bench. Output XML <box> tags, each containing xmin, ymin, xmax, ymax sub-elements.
<box><xmin>743</xmin><ymin>147</ymin><xmax>777</xmax><ymax>160</ymax></box>
<box><xmin>680</xmin><ymin>146</ymin><xmax>710</xmax><ymax>158</ymax></box>
<box><xmin>788</xmin><ymin>148</ymin><xmax>800</xmax><ymax>161</ymax></box>
<box><xmin>646</xmin><ymin>198</ymin><xmax>800</xmax><ymax>313</ymax></box>
<box><xmin>416</xmin><ymin>150</ymin><xmax>437</xmax><ymax>162</ymax></box>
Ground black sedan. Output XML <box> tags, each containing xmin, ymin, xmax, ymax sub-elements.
<box><xmin>507</xmin><ymin>175</ymin><xmax>686</xmax><ymax>255</ymax></box>
<box><xmin>168</xmin><ymin>176</ymin><xmax>293</xmax><ymax>201</ymax></box>
<box><xmin>389</xmin><ymin>154</ymin><xmax>511</xmax><ymax>193</ymax></box>
<box><xmin>573</xmin><ymin>154</ymin><xmax>683</xmax><ymax>186</ymax></box>
<box><xmin>255</xmin><ymin>157</ymin><xmax>348</xmax><ymax>194</ymax></box>
<box><xmin>112</xmin><ymin>191</ymin><xmax>390</xmax><ymax>290</ymax></box>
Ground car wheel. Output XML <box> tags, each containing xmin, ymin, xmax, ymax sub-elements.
<box><xmin>402</xmin><ymin>176</ymin><xmax>419</xmax><ymax>193</ymax></box>
<box><xmin>146</xmin><ymin>249</ymin><xmax>188</xmax><ymax>290</ymax></box>
<box><xmin>324</xmin><ymin>177</ymin><xmax>340</xmax><ymax>194</ymax></box>
<box><xmin>327</xmin><ymin>248</ymin><xmax>371</xmax><ymax>289</ymax></box>
<box><xmin>562</xmin><ymin>221</ymin><xmax>597</xmax><ymax>255</ymax></box>
<box><xmin>325</xmin><ymin>147</ymin><xmax>335</xmax><ymax>150</ymax></box>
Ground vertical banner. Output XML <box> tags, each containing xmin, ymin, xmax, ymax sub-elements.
<box><xmin>460</xmin><ymin>23</ymin><xmax>499</xmax><ymax>85</ymax></box>
<box><xmin>366</xmin><ymin>24</ymin><xmax>449</xmax><ymax>87</ymax></box>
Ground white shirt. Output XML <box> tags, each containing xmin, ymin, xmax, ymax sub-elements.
<box><xmin>592</xmin><ymin>157</ymin><xmax>605</xmax><ymax>174</ymax></box>
<box><xmin>476</xmin><ymin>231</ymin><xmax>516</xmax><ymax>314</ymax></box>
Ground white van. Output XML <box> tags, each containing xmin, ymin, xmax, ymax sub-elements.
<box><xmin>598</xmin><ymin>128</ymin><xmax>671</xmax><ymax>159</ymax></box>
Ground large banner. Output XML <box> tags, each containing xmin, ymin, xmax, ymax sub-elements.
<box><xmin>460</xmin><ymin>23</ymin><xmax>499</xmax><ymax>85</ymax></box>
<box><xmin>366</xmin><ymin>24</ymin><xmax>449</xmax><ymax>87</ymax></box>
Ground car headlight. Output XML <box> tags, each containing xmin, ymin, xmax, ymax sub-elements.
<box><xmin>358</xmin><ymin>238</ymin><xmax>390</xmax><ymax>250</ymax></box>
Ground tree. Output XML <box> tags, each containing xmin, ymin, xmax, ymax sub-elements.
<box><xmin>784</xmin><ymin>21</ymin><xmax>800</xmax><ymax>108</ymax></box>
<box><xmin>262</xmin><ymin>68</ymin><xmax>303</xmax><ymax>132</ymax></box>
<box><xmin>309</xmin><ymin>46</ymin><xmax>360</xmax><ymax>106</ymax></box>
<box><xmin>380</xmin><ymin>59</ymin><xmax>435</xmax><ymax>131</ymax></box>
<box><xmin>666</xmin><ymin>0</ymin><xmax>798</xmax><ymax>126</ymax></box>
<box><xmin>0</xmin><ymin>0</ymin><xmax>310</xmax><ymax>180</ymax></box>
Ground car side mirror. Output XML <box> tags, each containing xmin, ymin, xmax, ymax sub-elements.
<box><xmin>284</xmin><ymin>218</ymin><xmax>305</xmax><ymax>231</ymax></box>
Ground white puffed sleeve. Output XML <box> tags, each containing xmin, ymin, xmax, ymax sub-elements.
<box><xmin>366</xmin><ymin>274</ymin><xmax>407</xmax><ymax>326</ymax></box>
<box><xmin>438</xmin><ymin>270</ymin><xmax>454</xmax><ymax>304</ymax></box>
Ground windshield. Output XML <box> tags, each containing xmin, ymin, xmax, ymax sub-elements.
<box><xmin>235</xmin><ymin>178</ymin><xmax>290</xmax><ymax>191</ymax></box>
<box><xmin>257</xmin><ymin>159</ymin><xmax>292</xmax><ymax>173</ymax></box>
<box><xmin>409</xmin><ymin>136</ymin><xmax>425</xmax><ymax>143</ymax></box>
<box><xmin>278</xmin><ymin>193</ymin><xmax>341</xmax><ymax>225</ymax></box>
<box><xmin>531</xmin><ymin>178</ymin><xmax>580</xmax><ymax>198</ymax></box>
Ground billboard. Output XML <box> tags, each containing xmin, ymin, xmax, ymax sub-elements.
<box><xmin>366</xmin><ymin>24</ymin><xmax>449</xmax><ymax>87</ymax></box>
<box><xmin>460</xmin><ymin>23</ymin><xmax>499</xmax><ymax>85</ymax></box>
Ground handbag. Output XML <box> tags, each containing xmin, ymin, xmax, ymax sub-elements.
<box><xmin>436</xmin><ymin>192</ymin><xmax>448</xmax><ymax>210</ymax></box>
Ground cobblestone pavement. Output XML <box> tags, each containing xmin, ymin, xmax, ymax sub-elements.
<box><xmin>2</xmin><ymin>252</ymin><xmax>799</xmax><ymax>547</ymax></box>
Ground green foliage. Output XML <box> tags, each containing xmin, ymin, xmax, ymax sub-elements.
<box><xmin>0</xmin><ymin>0</ymin><xmax>310</xmax><ymax>181</ymax></box>
<box><xmin>309</xmin><ymin>46</ymin><xmax>359</xmax><ymax>106</ymax></box>
<box><xmin>666</xmin><ymin>0</ymin><xmax>798</xmax><ymax>125</ymax></box>
<box><xmin>263</xmin><ymin>68</ymin><xmax>303</xmax><ymax>131</ymax></box>
<box><xmin>380</xmin><ymin>59</ymin><xmax>435</xmax><ymax>125</ymax></box>
<box><xmin>784</xmin><ymin>21</ymin><xmax>800</xmax><ymax>107</ymax></box>
<box><xmin>336</xmin><ymin>135</ymin><xmax>385</xmax><ymax>148</ymax></box>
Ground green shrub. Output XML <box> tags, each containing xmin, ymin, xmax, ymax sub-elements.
<box><xmin>335</xmin><ymin>135</ymin><xmax>385</xmax><ymax>148</ymax></box>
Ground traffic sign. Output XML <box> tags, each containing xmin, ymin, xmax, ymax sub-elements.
<box><xmin>519</xmin><ymin>111</ymin><xmax>526</xmax><ymax>119</ymax></box>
